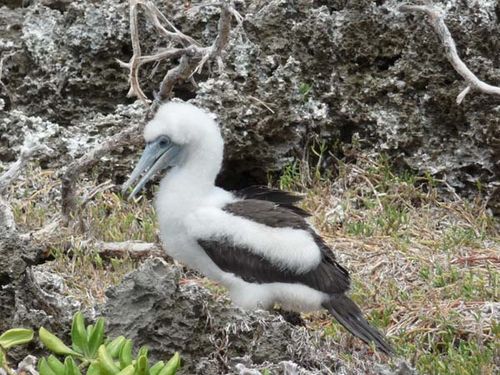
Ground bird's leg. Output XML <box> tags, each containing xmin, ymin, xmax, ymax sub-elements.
<box><xmin>272</xmin><ymin>306</ymin><xmax>305</xmax><ymax>327</ymax></box>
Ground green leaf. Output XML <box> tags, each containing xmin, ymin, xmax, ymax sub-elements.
<box><xmin>137</xmin><ymin>346</ymin><xmax>148</xmax><ymax>359</ymax></box>
<box><xmin>118</xmin><ymin>339</ymin><xmax>133</xmax><ymax>368</ymax></box>
<box><xmin>158</xmin><ymin>353</ymin><xmax>180</xmax><ymax>375</ymax></box>
<box><xmin>0</xmin><ymin>328</ymin><xmax>34</xmax><ymax>349</ymax></box>
<box><xmin>46</xmin><ymin>355</ymin><xmax>65</xmax><ymax>374</ymax></box>
<box><xmin>87</xmin><ymin>363</ymin><xmax>101</xmax><ymax>375</ymax></box>
<box><xmin>38</xmin><ymin>358</ymin><xmax>57</xmax><ymax>375</ymax></box>
<box><xmin>149</xmin><ymin>361</ymin><xmax>164</xmax><ymax>375</ymax></box>
<box><xmin>39</xmin><ymin>328</ymin><xmax>81</xmax><ymax>357</ymax></box>
<box><xmin>105</xmin><ymin>336</ymin><xmax>126</xmax><ymax>358</ymax></box>
<box><xmin>86</xmin><ymin>325</ymin><xmax>94</xmax><ymax>338</ymax></box>
<box><xmin>97</xmin><ymin>345</ymin><xmax>120</xmax><ymax>375</ymax></box>
<box><xmin>135</xmin><ymin>355</ymin><xmax>148</xmax><ymax>375</ymax></box>
<box><xmin>71</xmin><ymin>312</ymin><xmax>88</xmax><ymax>356</ymax></box>
<box><xmin>116</xmin><ymin>365</ymin><xmax>135</xmax><ymax>375</ymax></box>
<box><xmin>87</xmin><ymin>318</ymin><xmax>105</xmax><ymax>358</ymax></box>
<box><xmin>64</xmin><ymin>357</ymin><xmax>81</xmax><ymax>375</ymax></box>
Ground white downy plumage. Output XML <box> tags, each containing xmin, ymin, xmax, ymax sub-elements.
<box><xmin>122</xmin><ymin>102</ymin><xmax>393</xmax><ymax>354</ymax></box>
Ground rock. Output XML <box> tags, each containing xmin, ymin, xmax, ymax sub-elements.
<box><xmin>101</xmin><ymin>258</ymin><xmax>411</xmax><ymax>374</ymax></box>
<box><xmin>0</xmin><ymin>227</ymin><xmax>79</xmax><ymax>361</ymax></box>
<box><xmin>17</xmin><ymin>355</ymin><xmax>38</xmax><ymax>375</ymax></box>
<box><xmin>0</xmin><ymin>227</ymin><xmax>41</xmax><ymax>333</ymax></box>
<box><xmin>0</xmin><ymin>0</ymin><xmax>498</xmax><ymax>205</ymax></box>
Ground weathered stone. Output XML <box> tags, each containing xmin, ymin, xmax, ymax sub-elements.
<box><xmin>0</xmin><ymin>0</ymin><xmax>498</xmax><ymax>205</ymax></box>
<box><xmin>0</xmin><ymin>227</ymin><xmax>79</xmax><ymax>361</ymax></box>
<box><xmin>101</xmin><ymin>258</ymin><xmax>414</xmax><ymax>375</ymax></box>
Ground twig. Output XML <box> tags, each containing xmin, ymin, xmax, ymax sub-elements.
<box><xmin>60</xmin><ymin>122</ymin><xmax>144</xmax><ymax>223</ymax></box>
<box><xmin>0</xmin><ymin>137</ymin><xmax>50</xmax><ymax>194</ymax></box>
<box><xmin>0</xmin><ymin>136</ymin><xmax>49</xmax><ymax>233</ymax></box>
<box><xmin>400</xmin><ymin>4</ymin><xmax>500</xmax><ymax>104</ymax></box>
<box><xmin>81</xmin><ymin>180</ymin><xmax>115</xmax><ymax>208</ymax></box>
<box><xmin>248</xmin><ymin>95</ymin><xmax>275</xmax><ymax>113</ymax></box>
<box><xmin>93</xmin><ymin>240</ymin><xmax>165</xmax><ymax>259</ymax></box>
<box><xmin>19</xmin><ymin>218</ymin><xmax>62</xmax><ymax>242</ymax></box>
<box><xmin>118</xmin><ymin>0</ymin><xmax>240</xmax><ymax>103</ymax></box>
<box><xmin>127</xmin><ymin>0</ymin><xmax>149</xmax><ymax>105</ymax></box>
<box><xmin>451</xmin><ymin>255</ymin><xmax>500</xmax><ymax>266</ymax></box>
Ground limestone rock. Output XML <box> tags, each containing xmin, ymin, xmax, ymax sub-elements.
<box><xmin>101</xmin><ymin>258</ymin><xmax>413</xmax><ymax>374</ymax></box>
<box><xmin>0</xmin><ymin>0</ymin><xmax>498</xmax><ymax>205</ymax></box>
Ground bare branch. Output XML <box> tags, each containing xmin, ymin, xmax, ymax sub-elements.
<box><xmin>140</xmin><ymin>1</ymin><xmax>200</xmax><ymax>47</ymax></box>
<box><xmin>60</xmin><ymin>122</ymin><xmax>144</xmax><ymax>222</ymax></box>
<box><xmin>400</xmin><ymin>4</ymin><xmax>500</xmax><ymax>104</ymax></box>
<box><xmin>120</xmin><ymin>0</ymin><xmax>240</xmax><ymax>103</ymax></box>
<box><xmin>19</xmin><ymin>219</ymin><xmax>62</xmax><ymax>242</ymax></box>
<box><xmin>94</xmin><ymin>240</ymin><xmax>165</xmax><ymax>259</ymax></box>
<box><xmin>126</xmin><ymin>0</ymin><xmax>150</xmax><ymax>104</ymax></box>
<box><xmin>0</xmin><ymin>136</ymin><xmax>49</xmax><ymax>233</ymax></box>
<box><xmin>158</xmin><ymin>53</ymin><xmax>197</xmax><ymax>100</ymax></box>
<box><xmin>0</xmin><ymin>137</ymin><xmax>50</xmax><ymax>194</ymax></box>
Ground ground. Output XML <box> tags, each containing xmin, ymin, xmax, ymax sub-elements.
<box><xmin>5</xmin><ymin>150</ymin><xmax>499</xmax><ymax>375</ymax></box>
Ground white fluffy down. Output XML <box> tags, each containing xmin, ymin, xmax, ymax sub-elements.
<box><xmin>146</xmin><ymin>101</ymin><xmax>328</xmax><ymax>313</ymax></box>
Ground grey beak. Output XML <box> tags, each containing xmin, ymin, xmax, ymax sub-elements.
<box><xmin>122</xmin><ymin>140</ymin><xmax>181</xmax><ymax>199</ymax></box>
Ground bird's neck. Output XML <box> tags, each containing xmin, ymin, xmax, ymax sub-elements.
<box><xmin>155</xmin><ymin>144</ymin><xmax>222</xmax><ymax>217</ymax></box>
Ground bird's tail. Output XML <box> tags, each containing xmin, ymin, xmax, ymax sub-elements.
<box><xmin>322</xmin><ymin>294</ymin><xmax>393</xmax><ymax>355</ymax></box>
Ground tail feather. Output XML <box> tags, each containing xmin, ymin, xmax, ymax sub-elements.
<box><xmin>323</xmin><ymin>294</ymin><xmax>393</xmax><ymax>355</ymax></box>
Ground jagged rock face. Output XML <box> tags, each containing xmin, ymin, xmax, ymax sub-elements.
<box><xmin>100</xmin><ymin>259</ymin><xmax>336</xmax><ymax>374</ymax></box>
<box><xmin>101</xmin><ymin>258</ymin><xmax>414</xmax><ymax>375</ymax></box>
<box><xmin>0</xmin><ymin>227</ymin><xmax>79</xmax><ymax>360</ymax></box>
<box><xmin>0</xmin><ymin>0</ymin><xmax>498</xmax><ymax>207</ymax></box>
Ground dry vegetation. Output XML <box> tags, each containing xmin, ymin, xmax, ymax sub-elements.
<box><xmin>4</xmin><ymin>148</ymin><xmax>499</xmax><ymax>374</ymax></box>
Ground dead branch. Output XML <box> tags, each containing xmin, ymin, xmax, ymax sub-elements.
<box><xmin>60</xmin><ymin>122</ymin><xmax>144</xmax><ymax>223</ymax></box>
<box><xmin>400</xmin><ymin>4</ymin><xmax>500</xmax><ymax>104</ymax></box>
<box><xmin>0</xmin><ymin>137</ymin><xmax>50</xmax><ymax>194</ymax></box>
<box><xmin>0</xmin><ymin>137</ymin><xmax>50</xmax><ymax>233</ymax></box>
<box><xmin>118</xmin><ymin>0</ymin><xmax>240</xmax><ymax>103</ymax></box>
<box><xmin>19</xmin><ymin>219</ymin><xmax>62</xmax><ymax>242</ymax></box>
<box><xmin>92</xmin><ymin>240</ymin><xmax>165</xmax><ymax>259</ymax></box>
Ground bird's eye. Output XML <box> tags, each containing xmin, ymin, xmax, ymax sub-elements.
<box><xmin>158</xmin><ymin>137</ymin><xmax>170</xmax><ymax>148</ymax></box>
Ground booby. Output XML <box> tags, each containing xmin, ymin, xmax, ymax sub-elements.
<box><xmin>122</xmin><ymin>102</ymin><xmax>393</xmax><ymax>355</ymax></box>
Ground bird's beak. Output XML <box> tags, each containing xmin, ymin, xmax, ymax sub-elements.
<box><xmin>122</xmin><ymin>139</ymin><xmax>181</xmax><ymax>199</ymax></box>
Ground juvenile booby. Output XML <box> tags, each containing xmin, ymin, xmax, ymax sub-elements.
<box><xmin>122</xmin><ymin>102</ymin><xmax>393</xmax><ymax>355</ymax></box>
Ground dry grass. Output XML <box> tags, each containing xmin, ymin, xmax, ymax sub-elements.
<box><xmin>4</xmin><ymin>151</ymin><xmax>499</xmax><ymax>374</ymax></box>
<box><xmin>279</xmin><ymin>152</ymin><xmax>499</xmax><ymax>374</ymax></box>
<box><xmin>7</xmin><ymin>165</ymin><xmax>156</xmax><ymax>306</ymax></box>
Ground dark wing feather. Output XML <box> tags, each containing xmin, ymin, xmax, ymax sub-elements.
<box><xmin>198</xmin><ymin>199</ymin><xmax>350</xmax><ymax>294</ymax></box>
<box><xmin>234</xmin><ymin>185</ymin><xmax>309</xmax><ymax>217</ymax></box>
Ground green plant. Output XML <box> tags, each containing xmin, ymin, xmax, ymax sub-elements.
<box><xmin>298</xmin><ymin>82</ymin><xmax>312</xmax><ymax>100</ymax></box>
<box><xmin>38</xmin><ymin>312</ymin><xmax>180</xmax><ymax>375</ymax></box>
<box><xmin>0</xmin><ymin>328</ymin><xmax>34</xmax><ymax>375</ymax></box>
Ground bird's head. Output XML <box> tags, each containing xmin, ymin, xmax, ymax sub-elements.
<box><xmin>122</xmin><ymin>101</ymin><xmax>223</xmax><ymax>199</ymax></box>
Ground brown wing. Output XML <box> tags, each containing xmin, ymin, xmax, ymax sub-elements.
<box><xmin>198</xmin><ymin>199</ymin><xmax>350</xmax><ymax>294</ymax></box>
<box><xmin>234</xmin><ymin>185</ymin><xmax>310</xmax><ymax>217</ymax></box>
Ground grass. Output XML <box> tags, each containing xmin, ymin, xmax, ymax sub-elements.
<box><xmin>4</xmin><ymin>152</ymin><xmax>499</xmax><ymax>374</ymax></box>
<box><xmin>279</xmin><ymin>151</ymin><xmax>499</xmax><ymax>375</ymax></box>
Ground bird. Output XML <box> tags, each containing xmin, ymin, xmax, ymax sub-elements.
<box><xmin>122</xmin><ymin>101</ymin><xmax>393</xmax><ymax>355</ymax></box>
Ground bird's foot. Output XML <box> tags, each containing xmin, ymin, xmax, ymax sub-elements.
<box><xmin>272</xmin><ymin>307</ymin><xmax>305</xmax><ymax>326</ymax></box>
